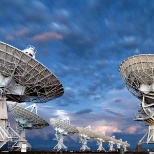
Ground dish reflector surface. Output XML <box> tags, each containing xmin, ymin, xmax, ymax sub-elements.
<box><xmin>10</xmin><ymin>104</ymin><xmax>49</xmax><ymax>129</ymax></box>
<box><xmin>120</xmin><ymin>54</ymin><xmax>154</xmax><ymax>102</ymax></box>
<box><xmin>50</xmin><ymin>118</ymin><xmax>79</xmax><ymax>134</ymax></box>
<box><xmin>0</xmin><ymin>42</ymin><xmax>64</xmax><ymax>103</ymax></box>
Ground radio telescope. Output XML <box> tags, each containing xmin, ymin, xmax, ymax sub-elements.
<box><xmin>119</xmin><ymin>54</ymin><xmax>154</xmax><ymax>145</ymax></box>
<box><xmin>76</xmin><ymin>126</ymin><xmax>98</xmax><ymax>151</ymax></box>
<box><xmin>50</xmin><ymin>118</ymin><xmax>79</xmax><ymax>151</ymax></box>
<box><xmin>9</xmin><ymin>103</ymin><xmax>49</xmax><ymax>150</ymax></box>
<box><xmin>0</xmin><ymin>42</ymin><xmax>64</xmax><ymax>150</ymax></box>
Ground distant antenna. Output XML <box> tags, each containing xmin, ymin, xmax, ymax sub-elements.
<box><xmin>95</xmin><ymin>132</ymin><xmax>107</xmax><ymax>152</ymax></box>
<box><xmin>76</xmin><ymin>126</ymin><xmax>97</xmax><ymax>151</ymax></box>
<box><xmin>50</xmin><ymin>118</ymin><xmax>78</xmax><ymax>151</ymax></box>
<box><xmin>108</xmin><ymin>136</ymin><xmax>115</xmax><ymax>151</ymax></box>
<box><xmin>10</xmin><ymin>104</ymin><xmax>49</xmax><ymax>150</ymax></box>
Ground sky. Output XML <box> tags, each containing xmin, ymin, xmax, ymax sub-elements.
<box><xmin>1</xmin><ymin>0</ymin><xmax>154</xmax><ymax>151</ymax></box>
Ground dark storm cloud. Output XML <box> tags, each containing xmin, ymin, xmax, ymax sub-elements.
<box><xmin>54</xmin><ymin>87</ymin><xmax>79</xmax><ymax>106</ymax></box>
<box><xmin>72</xmin><ymin>108</ymin><xmax>128</xmax><ymax>125</ymax></box>
<box><xmin>75</xmin><ymin>109</ymin><xmax>93</xmax><ymax>115</ymax></box>
<box><xmin>103</xmin><ymin>108</ymin><xmax>128</xmax><ymax>118</ymax></box>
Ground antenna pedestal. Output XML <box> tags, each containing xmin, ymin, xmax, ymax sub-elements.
<box><xmin>139</xmin><ymin>125</ymin><xmax>154</xmax><ymax>144</ymax></box>
<box><xmin>79</xmin><ymin>135</ymin><xmax>90</xmax><ymax>151</ymax></box>
<box><xmin>135</xmin><ymin>95</ymin><xmax>154</xmax><ymax>144</ymax></box>
<box><xmin>0</xmin><ymin>93</ymin><xmax>19</xmax><ymax>148</ymax></box>
<box><xmin>0</xmin><ymin>94</ymin><xmax>8</xmax><ymax>127</ymax></box>
<box><xmin>53</xmin><ymin>130</ymin><xmax>67</xmax><ymax>151</ymax></box>
<box><xmin>108</xmin><ymin>141</ymin><xmax>115</xmax><ymax>151</ymax></box>
<box><xmin>96</xmin><ymin>138</ymin><xmax>105</xmax><ymax>151</ymax></box>
<box><xmin>12</xmin><ymin>127</ymin><xmax>31</xmax><ymax>151</ymax></box>
<box><xmin>123</xmin><ymin>145</ymin><xmax>127</xmax><ymax>151</ymax></box>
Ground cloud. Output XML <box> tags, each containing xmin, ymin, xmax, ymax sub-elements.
<box><xmin>126</xmin><ymin>125</ymin><xmax>143</xmax><ymax>134</ymax></box>
<box><xmin>75</xmin><ymin>109</ymin><xmax>93</xmax><ymax>115</ymax></box>
<box><xmin>33</xmin><ymin>31</ymin><xmax>63</xmax><ymax>43</ymax></box>
<box><xmin>4</xmin><ymin>27</ymin><xmax>30</xmax><ymax>41</ymax></box>
<box><xmin>5</xmin><ymin>35</ymin><xmax>14</xmax><ymax>41</ymax></box>
<box><xmin>92</xmin><ymin>124</ymin><xmax>121</xmax><ymax>136</ymax></box>
<box><xmin>53</xmin><ymin>110</ymin><xmax>69</xmax><ymax>120</ymax></box>
<box><xmin>15</xmin><ymin>28</ymin><xmax>29</xmax><ymax>37</ymax></box>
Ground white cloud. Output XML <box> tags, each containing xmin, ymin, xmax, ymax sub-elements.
<box><xmin>53</xmin><ymin>110</ymin><xmax>69</xmax><ymax>120</ymax></box>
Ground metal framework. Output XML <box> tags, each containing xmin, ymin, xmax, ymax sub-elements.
<box><xmin>50</xmin><ymin>118</ymin><xmax>78</xmax><ymax>151</ymax></box>
<box><xmin>120</xmin><ymin>54</ymin><xmax>154</xmax><ymax>145</ymax></box>
<box><xmin>0</xmin><ymin>91</ymin><xmax>20</xmax><ymax>149</ymax></box>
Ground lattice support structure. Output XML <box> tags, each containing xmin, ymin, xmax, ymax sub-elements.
<box><xmin>12</xmin><ymin>125</ymin><xmax>31</xmax><ymax>151</ymax></box>
<box><xmin>0</xmin><ymin>91</ymin><xmax>20</xmax><ymax>149</ymax></box>
<box><xmin>96</xmin><ymin>138</ymin><xmax>105</xmax><ymax>152</ymax></box>
<box><xmin>79</xmin><ymin>134</ymin><xmax>90</xmax><ymax>151</ymax></box>
<box><xmin>135</xmin><ymin>95</ymin><xmax>154</xmax><ymax>144</ymax></box>
<box><xmin>139</xmin><ymin>125</ymin><xmax>154</xmax><ymax>144</ymax></box>
<box><xmin>53</xmin><ymin>129</ymin><xmax>67</xmax><ymax>151</ymax></box>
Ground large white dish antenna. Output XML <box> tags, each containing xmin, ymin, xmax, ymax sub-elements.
<box><xmin>0</xmin><ymin>41</ymin><xmax>64</xmax><ymax>103</ymax></box>
<box><xmin>50</xmin><ymin>118</ymin><xmax>78</xmax><ymax>151</ymax></box>
<box><xmin>120</xmin><ymin>54</ymin><xmax>154</xmax><ymax>145</ymax></box>
<box><xmin>119</xmin><ymin>54</ymin><xmax>154</xmax><ymax>103</ymax></box>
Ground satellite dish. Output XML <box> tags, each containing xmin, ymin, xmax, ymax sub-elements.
<box><xmin>0</xmin><ymin>42</ymin><xmax>64</xmax><ymax>151</ymax></box>
<box><xmin>119</xmin><ymin>54</ymin><xmax>154</xmax><ymax>100</ymax></box>
<box><xmin>9</xmin><ymin>104</ymin><xmax>49</xmax><ymax>150</ymax></box>
<box><xmin>50</xmin><ymin>118</ymin><xmax>78</xmax><ymax>151</ymax></box>
<box><xmin>76</xmin><ymin>126</ymin><xmax>98</xmax><ymax>151</ymax></box>
<box><xmin>0</xmin><ymin>41</ymin><xmax>64</xmax><ymax>103</ymax></box>
<box><xmin>119</xmin><ymin>54</ymin><xmax>154</xmax><ymax>146</ymax></box>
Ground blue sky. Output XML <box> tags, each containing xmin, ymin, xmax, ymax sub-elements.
<box><xmin>2</xmin><ymin>0</ymin><xmax>154</xmax><ymax>151</ymax></box>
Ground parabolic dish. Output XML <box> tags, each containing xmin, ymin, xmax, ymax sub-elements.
<box><xmin>0</xmin><ymin>41</ymin><xmax>64</xmax><ymax>103</ymax></box>
<box><xmin>10</xmin><ymin>105</ymin><xmax>49</xmax><ymax>129</ymax></box>
<box><xmin>119</xmin><ymin>54</ymin><xmax>154</xmax><ymax>103</ymax></box>
<box><xmin>50</xmin><ymin>118</ymin><xmax>79</xmax><ymax>134</ymax></box>
<box><xmin>76</xmin><ymin>127</ymin><xmax>98</xmax><ymax>139</ymax></box>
